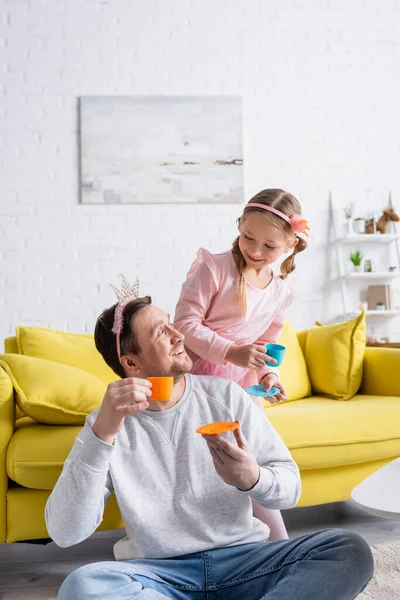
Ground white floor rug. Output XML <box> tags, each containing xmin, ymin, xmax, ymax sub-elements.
<box><xmin>358</xmin><ymin>539</ymin><xmax>400</xmax><ymax>599</ymax></box>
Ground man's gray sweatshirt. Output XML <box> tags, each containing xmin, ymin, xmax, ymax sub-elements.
<box><xmin>45</xmin><ymin>374</ymin><xmax>301</xmax><ymax>560</ymax></box>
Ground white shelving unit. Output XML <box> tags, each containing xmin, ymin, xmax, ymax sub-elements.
<box><xmin>339</xmin><ymin>234</ymin><xmax>400</xmax><ymax>244</ymax></box>
<box><xmin>366</xmin><ymin>309</ymin><xmax>400</xmax><ymax>317</ymax></box>
<box><xmin>330</xmin><ymin>194</ymin><xmax>400</xmax><ymax>319</ymax></box>
<box><xmin>344</xmin><ymin>272</ymin><xmax>400</xmax><ymax>280</ymax></box>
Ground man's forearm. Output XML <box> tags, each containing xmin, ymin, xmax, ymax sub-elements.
<box><xmin>45</xmin><ymin>426</ymin><xmax>114</xmax><ymax>547</ymax></box>
<box><xmin>242</xmin><ymin>463</ymin><xmax>301</xmax><ymax>509</ymax></box>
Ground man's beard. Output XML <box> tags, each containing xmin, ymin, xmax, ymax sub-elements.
<box><xmin>145</xmin><ymin>355</ymin><xmax>193</xmax><ymax>382</ymax></box>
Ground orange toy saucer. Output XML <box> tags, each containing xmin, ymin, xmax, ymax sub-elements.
<box><xmin>196</xmin><ymin>421</ymin><xmax>239</xmax><ymax>435</ymax></box>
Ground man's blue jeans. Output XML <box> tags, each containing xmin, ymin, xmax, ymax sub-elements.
<box><xmin>58</xmin><ymin>529</ymin><xmax>373</xmax><ymax>599</ymax></box>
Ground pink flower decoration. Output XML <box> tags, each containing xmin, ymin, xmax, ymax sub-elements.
<box><xmin>290</xmin><ymin>214</ymin><xmax>310</xmax><ymax>237</ymax></box>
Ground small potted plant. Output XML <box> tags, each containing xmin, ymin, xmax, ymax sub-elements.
<box><xmin>354</xmin><ymin>217</ymin><xmax>365</xmax><ymax>234</ymax></box>
<box><xmin>349</xmin><ymin>250</ymin><xmax>363</xmax><ymax>272</ymax></box>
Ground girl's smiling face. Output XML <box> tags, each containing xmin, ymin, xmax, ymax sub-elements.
<box><xmin>238</xmin><ymin>212</ymin><xmax>294</xmax><ymax>270</ymax></box>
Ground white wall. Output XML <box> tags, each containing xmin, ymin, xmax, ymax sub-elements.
<box><xmin>1</xmin><ymin>0</ymin><xmax>400</xmax><ymax>343</ymax></box>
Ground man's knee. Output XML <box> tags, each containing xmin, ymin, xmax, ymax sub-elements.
<box><xmin>58</xmin><ymin>562</ymin><xmax>111</xmax><ymax>600</ymax></box>
<box><xmin>339</xmin><ymin>530</ymin><xmax>373</xmax><ymax>574</ymax></box>
<box><xmin>324</xmin><ymin>529</ymin><xmax>374</xmax><ymax>581</ymax></box>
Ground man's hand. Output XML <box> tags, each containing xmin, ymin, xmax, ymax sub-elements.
<box><xmin>202</xmin><ymin>425</ymin><xmax>260</xmax><ymax>491</ymax></box>
<box><xmin>92</xmin><ymin>378</ymin><xmax>152</xmax><ymax>445</ymax></box>
<box><xmin>260</xmin><ymin>373</ymin><xmax>287</xmax><ymax>404</ymax></box>
<box><xmin>226</xmin><ymin>344</ymin><xmax>277</xmax><ymax>370</ymax></box>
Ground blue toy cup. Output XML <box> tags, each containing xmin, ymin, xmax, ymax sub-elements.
<box><xmin>265</xmin><ymin>343</ymin><xmax>286</xmax><ymax>366</ymax></box>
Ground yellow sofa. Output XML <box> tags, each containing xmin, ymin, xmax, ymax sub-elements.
<box><xmin>1</xmin><ymin>320</ymin><xmax>400</xmax><ymax>544</ymax></box>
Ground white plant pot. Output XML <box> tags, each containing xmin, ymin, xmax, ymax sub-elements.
<box><xmin>353</xmin><ymin>265</ymin><xmax>362</xmax><ymax>272</ymax></box>
<box><xmin>354</xmin><ymin>220</ymin><xmax>365</xmax><ymax>234</ymax></box>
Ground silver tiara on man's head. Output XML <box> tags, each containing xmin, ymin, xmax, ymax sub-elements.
<box><xmin>111</xmin><ymin>274</ymin><xmax>140</xmax><ymax>306</ymax></box>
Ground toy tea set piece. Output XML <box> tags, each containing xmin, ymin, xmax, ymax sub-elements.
<box><xmin>147</xmin><ymin>377</ymin><xmax>174</xmax><ymax>401</ymax></box>
<box><xmin>196</xmin><ymin>421</ymin><xmax>240</xmax><ymax>435</ymax></box>
<box><xmin>245</xmin><ymin>385</ymin><xmax>280</xmax><ymax>397</ymax></box>
<box><xmin>245</xmin><ymin>343</ymin><xmax>286</xmax><ymax>398</ymax></box>
<box><xmin>265</xmin><ymin>343</ymin><xmax>286</xmax><ymax>366</ymax></box>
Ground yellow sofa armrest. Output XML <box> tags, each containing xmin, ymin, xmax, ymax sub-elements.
<box><xmin>360</xmin><ymin>347</ymin><xmax>400</xmax><ymax>396</ymax></box>
<box><xmin>0</xmin><ymin>367</ymin><xmax>15</xmax><ymax>542</ymax></box>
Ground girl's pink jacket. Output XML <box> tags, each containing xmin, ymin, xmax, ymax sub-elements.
<box><xmin>174</xmin><ymin>248</ymin><xmax>294</xmax><ymax>388</ymax></box>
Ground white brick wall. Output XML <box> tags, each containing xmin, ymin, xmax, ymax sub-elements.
<box><xmin>1</xmin><ymin>0</ymin><xmax>400</xmax><ymax>344</ymax></box>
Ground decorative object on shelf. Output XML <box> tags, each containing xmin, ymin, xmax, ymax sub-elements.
<box><xmin>366</xmin><ymin>207</ymin><xmax>400</xmax><ymax>234</ymax></box>
<box><xmin>344</xmin><ymin>202</ymin><xmax>355</xmax><ymax>236</ymax></box>
<box><xmin>365</xmin><ymin>212</ymin><xmax>378</xmax><ymax>234</ymax></box>
<box><xmin>367</xmin><ymin>284</ymin><xmax>392</xmax><ymax>310</ymax></box>
<box><xmin>389</xmin><ymin>266</ymin><xmax>397</xmax><ymax>272</ymax></box>
<box><xmin>353</xmin><ymin>218</ymin><xmax>365</xmax><ymax>234</ymax></box>
<box><xmin>377</xmin><ymin>207</ymin><xmax>400</xmax><ymax>233</ymax></box>
<box><xmin>349</xmin><ymin>250</ymin><xmax>363</xmax><ymax>272</ymax></box>
<box><xmin>363</xmin><ymin>259</ymin><xmax>375</xmax><ymax>273</ymax></box>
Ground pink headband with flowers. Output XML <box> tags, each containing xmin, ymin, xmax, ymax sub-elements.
<box><xmin>245</xmin><ymin>203</ymin><xmax>310</xmax><ymax>237</ymax></box>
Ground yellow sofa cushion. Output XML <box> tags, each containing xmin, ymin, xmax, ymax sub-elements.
<box><xmin>15</xmin><ymin>326</ymin><xmax>117</xmax><ymax>385</ymax></box>
<box><xmin>267</xmin><ymin>394</ymin><xmax>400</xmax><ymax>470</ymax></box>
<box><xmin>0</xmin><ymin>354</ymin><xmax>105</xmax><ymax>425</ymax></box>
<box><xmin>296</xmin><ymin>329</ymin><xmax>308</xmax><ymax>355</ymax></box>
<box><xmin>4</xmin><ymin>336</ymin><xmax>18</xmax><ymax>353</ymax></box>
<box><xmin>267</xmin><ymin>319</ymin><xmax>311</xmax><ymax>403</ymax></box>
<box><xmin>305</xmin><ymin>312</ymin><xmax>366</xmax><ymax>400</ymax></box>
<box><xmin>361</xmin><ymin>346</ymin><xmax>400</xmax><ymax>396</ymax></box>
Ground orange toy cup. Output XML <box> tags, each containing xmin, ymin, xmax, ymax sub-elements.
<box><xmin>147</xmin><ymin>376</ymin><xmax>174</xmax><ymax>401</ymax></box>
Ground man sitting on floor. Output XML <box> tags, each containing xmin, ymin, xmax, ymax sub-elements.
<box><xmin>45</xmin><ymin>290</ymin><xmax>373</xmax><ymax>600</ymax></box>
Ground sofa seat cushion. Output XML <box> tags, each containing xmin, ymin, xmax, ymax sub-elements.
<box><xmin>8</xmin><ymin>396</ymin><xmax>400</xmax><ymax>490</ymax></box>
<box><xmin>267</xmin><ymin>394</ymin><xmax>400</xmax><ymax>470</ymax></box>
<box><xmin>6</xmin><ymin>418</ymin><xmax>82</xmax><ymax>489</ymax></box>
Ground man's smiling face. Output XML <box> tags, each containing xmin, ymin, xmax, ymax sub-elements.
<box><xmin>131</xmin><ymin>305</ymin><xmax>192</xmax><ymax>379</ymax></box>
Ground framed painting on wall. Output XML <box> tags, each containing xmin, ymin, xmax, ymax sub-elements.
<box><xmin>79</xmin><ymin>96</ymin><xmax>243</xmax><ymax>204</ymax></box>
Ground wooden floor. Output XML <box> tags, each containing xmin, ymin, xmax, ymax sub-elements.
<box><xmin>1</xmin><ymin>502</ymin><xmax>399</xmax><ymax>599</ymax></box>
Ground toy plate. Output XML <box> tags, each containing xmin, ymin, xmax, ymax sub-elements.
<box><xmin>245</xmin><ymin>385</ymin><xmax>280</xmax><ymax>397</ymax></box>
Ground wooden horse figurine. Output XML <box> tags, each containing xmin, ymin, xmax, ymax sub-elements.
<box><xmin>365</xmin><ymin>207</ymin><xmax>400</xmax><ymax>234</ymax></box>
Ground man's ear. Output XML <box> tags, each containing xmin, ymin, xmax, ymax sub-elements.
<box><xmin>119</xmin><ymin>354</ymin><xmax>142</xmax><ymax>377</ymax></box>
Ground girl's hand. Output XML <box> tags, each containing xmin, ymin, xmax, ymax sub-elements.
<box><xmin>260</xmin><ymin>373</ymin><xmax>287</xmax><ymax>404</ymax></box>
<box><xmin>226</xmin><ymin>344</ymin><xmax>277</xmax><ymax>370</ymax></box>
